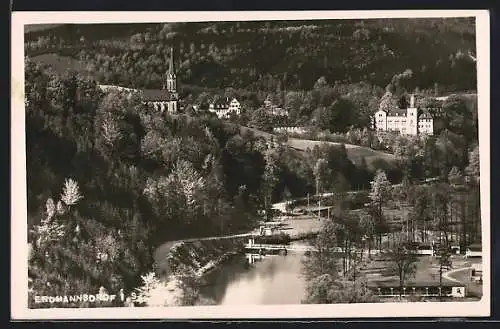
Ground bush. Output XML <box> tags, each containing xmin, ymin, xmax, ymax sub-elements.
<box><xmin>347</xmin><ymin>191</ymin><xmax>370</xmax><ymax>209</ymax></box>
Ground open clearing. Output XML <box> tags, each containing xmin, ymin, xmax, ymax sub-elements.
<box><xmin>241</xmin><ymin>126</ymin><xmax>396</xmax><ymax>167</ymax></box>
<box><xmin>273</xmin><ymin>216</ymin><xmax>326</xmax><ymax>238</ymax></box>
<box><xmin>287</xmin><ymin>137</ymin><xmax>396</xmax><ymax>166</ymax></box>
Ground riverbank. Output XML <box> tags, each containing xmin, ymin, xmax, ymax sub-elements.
<box><xmin>153</xmin><ymin>215</ymin><xmax>325</xmax><ymax>275</ymax></box>
<box><xmin>154</xmin><ymin>236</ymin><xmax>247</xmax><ymax>279</ymax></box>
<box><xmin>200</xmin><ymin>243</ymin><xmax>310</xmax><ymax>305</ymax></box>
<box><xmin>146</xmin><ymin>214</ymin><xmax>327</xmax><ymax>306</ymax></box>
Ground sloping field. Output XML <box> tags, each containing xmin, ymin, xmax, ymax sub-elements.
<box><xmin>287</xmin><ymin>138</ymin><xmax>396</xmax><ymax>166</ymax></box>
<box><xmin>240</xmin><ymin>126</ymin><xmax>274</xmax><ymax>139</ymax></box>
<box><xmin>25</xmin><ymin>24</ymin><xmax>65</xmax><ymax>33</ymax></box>
<box><xmin>240</xmin><ymin>126</ymin><xmax>396</xmax><ymax>167</ymax></box>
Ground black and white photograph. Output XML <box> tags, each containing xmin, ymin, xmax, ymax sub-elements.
<box><xmin>11</xmin><ymin>10</ymin><xmax>490</xmax><ymax>319</ymax></box>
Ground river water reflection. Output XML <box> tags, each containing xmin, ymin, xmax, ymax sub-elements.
<box><xmin>201</xmin><ymin>243</ymin><xmax>308</xmax><ymax>305</ymax></box>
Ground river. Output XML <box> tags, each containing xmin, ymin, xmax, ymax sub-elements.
<box><xmin>200</xmin><ymin>242</ymin><xmax>309</xmax><ymax>305</ymax></box>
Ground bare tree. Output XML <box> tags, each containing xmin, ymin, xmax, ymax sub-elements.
<box><xmin>387</xmin><ymin>236</ymin><xmax>418</xmax><ymax>297</ymax></box>
<box><xmin>33</xmin><ymin>179</ymin><xmax>85</xmax><ymax>248</ymax></box>
<box><xmin>60</xmin><ymin>178</ymin><xmax>83</xmax><ymax>207</ymax></box>
<box><xmin>436</xmin><ymin>244</ymin><xmax>453</xmax><ymax>300</ymax></box>
<box><xmin>465</xmin><ymin>145</ymin><xmax>480</xmax><ymax>182</ymax></box>
<box><xmin>369</xmin><ymin>169</ymin><xmax>391</xmax><ymax>248</ymax></box>
<box><xmin>262</xmin><ymin>148</ymin><xmax>279</xmax><ymax>221</ymax></box>
<box><xmin>45</xmin><ymin>198</ymin><xmax>56</xmax><ymax>219</ymax></box>
<box><xmin>134</xmin><ymin>272</ymin><xmax>175</xmax><ymax>307</ymax></box>
<box><xmin>359</xmin><ymin>214</ymin><xmax>375</xmax><ymax>258</ymax></box>
<box><xmin>302</xmin><ymin>220</ymin><xmax>340</xmax><ymax>281</ymax></box>
<box><xmin>313</xmin><ymin>158</ymin><xmax>329</xmax><ymax>196</ymax></box>
<box><xmin>33</xmin><ymin>214</ymin><xmax>66</xmax><ymax>248</ymax></box>
<box><xmin>101</xmin><ymin>113</ymin><xmax>122</xmax><ymax>147</ymax></box>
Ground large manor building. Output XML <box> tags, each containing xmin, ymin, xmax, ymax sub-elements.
<box><xmin>373</xmin><ymin>94</ymin><xmax>434</xmax><ymax>135</ymax></box>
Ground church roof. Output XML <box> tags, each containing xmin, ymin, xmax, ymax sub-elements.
<box><xmin>140</xmin><ymin>89</ymin><xmax>178</xmax><ymax>102</ymax></box>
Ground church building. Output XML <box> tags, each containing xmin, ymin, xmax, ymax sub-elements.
<box><xmin>139</xmin><ymin>47</ymin><xmax>179</xmax><ymax>114</ymax></box>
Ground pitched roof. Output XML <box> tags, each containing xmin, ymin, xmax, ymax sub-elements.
<box><xmin>139</xmin><ymin>89</ymin><xmax>178</xmax><ymax>102</ymax></box>
<box><xmin>210</xmin><ymin>97</ymin><xmax>230</xmax><ymax>106</ymax></box>
<box><xmin>419</xmin><ymin>109</ymin><xmax>433</xmax><ymax>119</ymax></box>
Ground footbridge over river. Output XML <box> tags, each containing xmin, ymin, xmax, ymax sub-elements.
<box><xmin>245</xmin><ymin>242</ymin><xmax>320</xmax><ymax>253</ymax></box>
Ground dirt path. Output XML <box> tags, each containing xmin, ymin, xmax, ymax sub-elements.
<box><xmin>443</xmin><ymin>267</ymin><xmax>471</xmax><ymax>283</ymax></box>
<box><xmin>444</xmin><ymin>266</ymin><xmax>483</xmax><ymax>298</ymax></box>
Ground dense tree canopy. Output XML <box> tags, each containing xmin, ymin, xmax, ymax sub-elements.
<box><xmin>25</xmin><ymin>18</ymin><xmax>477</xmax><ymax>93</ymax></box>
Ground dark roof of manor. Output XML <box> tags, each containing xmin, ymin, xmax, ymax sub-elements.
<box><xmin>383</xmin><ymin>107</ymin><xmax>434</xmax><ymax>119</ymax></box>
<box><xmin>419</xmin><ymin>109</ymin><xmax>433</xmax><ymax>119</ymax></box>
<box><xmin>387</xmin><ymin>108</ymin><xmax>408</xmax><ymax>117</ymax></box>
<box><xmin>139</xmin><ymin>89</ymin><xmax>178</xmax><ymax>102</ymax></box>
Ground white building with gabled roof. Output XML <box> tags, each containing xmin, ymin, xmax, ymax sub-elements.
<box><xmin>373</xmin><ymin>94</ymin><xmax>434</xmax><ymax>135</ymax></box>
<box><xmin>209</xmin><ymin>97</ymin><xmax>241</xmax><ymax>118</ymax></box>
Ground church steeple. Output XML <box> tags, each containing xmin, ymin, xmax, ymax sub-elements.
<box><xmin>169</xmin><ymin>47</ymin><xmax>175</xmax><ymax>75</ymax></box>
<box><xmin>165</xmin><ymin>47</ymin><xmax>177</xmax><ymax>92</ymax></box>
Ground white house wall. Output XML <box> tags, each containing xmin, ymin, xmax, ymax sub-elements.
<box><xmin>374</xmin><ymin>108</ymin><xmax>433</xmax><ymax>136</ymax></box>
